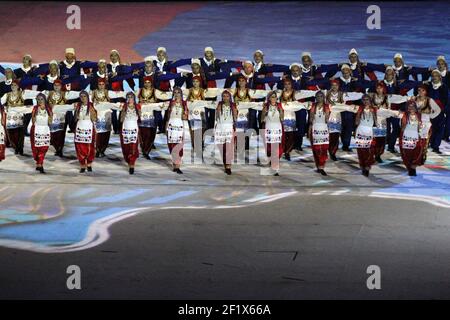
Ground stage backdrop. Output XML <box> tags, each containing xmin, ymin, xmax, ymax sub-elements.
<box><xmin>0</xmin><ymin>1</ymin><xmax>449</xmax><ymax>67</ymax></box>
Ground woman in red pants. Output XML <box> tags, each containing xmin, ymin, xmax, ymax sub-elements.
<box><xmin>355</xmin><ymin>94</ymin><xmax>378</xmax><ymax>177</ymax></box>
<box><xmin>400</xmin><ymin>100</ymin><xmax>425</xmax><ymax>176</ymax></box>
<box><xmin>309</xmin><ymin>91</ymin><xmax>331</xmax><ymax>176</ymax></box>
<box><xmin>119</xmin><ymin>92</ymin><xmax>141</xmax><ymax>174</ymax></box>
<box><xmin>0</xmin><ymin>104</ymin><xmax>6</xmax><ymax>162</ymax></box>
<box><xmin>30</xmin><ymin>93</ymin><xmax>52</xmax><ymax>173</ymax></box>
<box><xmin>73</xmin><ymin>91</ymin><xmax>97</xmax><ymax>173</ymax></box>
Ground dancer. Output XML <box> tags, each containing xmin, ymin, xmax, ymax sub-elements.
<box><xmin>137</xmin><ymin>76</ymin><xmax>158</xmax><ymax>159</ymax></box>
<box><xmin>369</xmin><ymin>81</ymin><xmax>390</xmax><ymax>163</ymax></box>
<box><xmin>261</xmin><ymin>91</ymin><xmax>284</xmax><ymax>176</ymax></box>
<box><xmin>308</xmin><ymin>91</ymin><xmax>331</xmax><ymax>176</ymax></box>
<box><xmin>30</xmin><ymin>93</ymin><xmax>52</xmax><ymax>173</ymax></box>
<box><xmin>214</xmin><ymin>90</ymin><xmax>237</xmax><ymax>175</ymax></box>
<box><xmin>164</xmin><ymin>87</ymin><xmax>188</xmax><ymax>174</ymax></box>
<box><xmin>73</xmin><ymin>91</ymin><xmax>97</xmax><ymax>173</ymax></box>
<box><xmin>119</xmin><ymin>92</ymin><xmax>141</xmax><ymax>174</ymax></box>
<box><xmin>279</xmin><ymin>78</ymin><xmax>297</xmax><ymax>160</ymax></box>
<box><xmin>399</xmin><ymin>100</ymin><xmax>424</xmax><ymax>176</ymax></box>
<box><xmin>355</xmin><ymin>94</ymin><xmax>377</xmax><ymax>177</ymax></box>
<box><xmin>414</xmin><ymin>85</ymin><xmax>441</xmax><ymax>164</ymax></box>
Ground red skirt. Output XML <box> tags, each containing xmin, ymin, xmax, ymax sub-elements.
<box><xmin>139</xmin><ymin>127</ymin><xmax>156</xmax><ymax>155</ymax></box>
<box><xmin>312</xmin><ymin>144</ymin><xmax>328</xmax><ymax>168</ymax></box>
<box><xmin>400</xmin><ymin>140</ymin><xmax>424</xmax><ymax>170</ymax></box>
<box><xmin>120</xmin><ymin>135</ymin><xmax>139</xmax><ymax>166</ymax></box>
<box><xmin>75</xmin><ymin>141</ymin><xmax>95</xmax><ymax>165</ymax></box>
<box><xmin>50</xmin><ymin>130</ymin><xmax>66</xmax><ymax>152</ymax></box>
<box><xmin>30</xmin><ymin>127</ymin><xmax>49</xmax><ymax>166</ymax></box>
<box><xmin>328</xmin><ymin>132</ymin><xmax>340</xmax><ymax>156</ymax></box>
<box><xmin>168</xmin><ymin>142</ymin><xmax>183</xmax><ymax>165</ymax></box>
<box><xmin>96</xmin><ymin>131</ymin><xmax>111</xmax><ymax>153</ymax></box>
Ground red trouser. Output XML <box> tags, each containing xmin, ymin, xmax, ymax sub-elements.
<box><xmin>168</xmin><ymin>142</ymin><xmax>183</xmax><ymax>165</ymax></box>
<box><xmin>374</xmin><ymin>137</ymin><xmax>386</xmax><ymax>157</ymax></box>
<box><xmin>312</xmin><ymin>144</ymin><xmax>328</xmax><ymax>168</ymax></box>
<box><xmin>0</xmin><ymin>144</ymin><xmax>5</xmax><ymax>160</ymax></box>
<box><xmin>75</xmin><ymin>142</ymin><xmax>95</xmax><ymax>166</ymax></box>
<box><xmin>400</xmin><ymin>140</ymin><xmax>424</xmax><ymax>170</ymax></box>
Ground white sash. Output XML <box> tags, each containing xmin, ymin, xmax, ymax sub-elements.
<box><xmin>122</xmin><ymin>119</ymin><xmax>139</xmax><ymax>144</ymax></box>
<box><xmin>215</xmin><ymin>122</ymin><xmax>234</xmax><ymax>144</ymax></box>
<box><xmin>75</xmin><ymin>119</ymin><xmax>94</xmax><ymax>144</ymax></box>
<box><xmin>34</xmin><ymin>125</ymin><xmax>51</xmax><ymax>147</ymax></box>
<box><xmin>167</xmin><ymin>118</ymin><xmax>184</xmax><ymax>144</ymax></box>
<box><xmin>312</xmin><ymin>123</ymin><xmax>329</xmax><ymax>145</ymax></box>
<box><xmin>265</xmin><ymin>121</ymin><xmax>282</xmax><ymax>144</ymax></box>
<box><xmin>355</xmin><ymin>124</ymin><xmax>374</xmax><ymax>148</ymax></box>
<box><xmin>327</xmin><ymin>111</ymin><xmax>342</xmax><ymax>133</ymax></box>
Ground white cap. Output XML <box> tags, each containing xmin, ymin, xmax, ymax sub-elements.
<box><xmin>204</xmin><ymin>46</ymin><xmax>214</xmax><ymax>53</ymax></box>
<box><xmin>289</xmin><ymin>63</ymin><xmax>302</xmax><ymax>69</ymax></box>
<box><xmin>348</xmin><ymin>48</ymin><xmax>358</xmax><ymax>55</ymax></box>
<box><xmin>23</xmin><ymin>54</ymin><xmax>32</xmax><ymax>59</ymax></box>
<box><xmin>394</xmin><ymin>53</ymin><xmax>403</xmax><ymax>60</ymax></box>
<box><xmin>65</xmin><ymin>48</ymin><xmax>75</xmax><ymax>55</ymax></box>
<box><xmin>385</xmin><ymin>66</ymin><xmax>394</xmax><ymax>72</ymax></box>
<box><xmin>301</xmin><ymin>52</ymin><xmax>312</xmax><ymax>59</ymax></box>
<box><xmin>242</xmin><ymin>60</ymin><xmax>253</xmax><ymax>67</ymax></box>
<box><xmin>98</xmin><ymin>59</ymin><xmax>106</xmax><ymax>64</ymax></box>
<box><xmin>144</xmin><ymin>55</ymin><xmax>156</xmax><ymax>62</ymax></box>
<box><xmin>341</xmin><ymin>64</ymin><xmax>351</xmax><ymax>71</ymax></box>
<box><xmin>157</xmin><ymin>47</ymin><xmax>166</xmax><ymax>53</ymax></box>
<box><xmin>254</xmin><ymin>50</ymin><xmax>264</xmax><ymax>55</ymax></box>
<box><xmin>49</xmin><ymin>60</ymin><xmax>59</xmax><ymax>66</ymax></box>
<box><xmin>437</xmin><ymin>55</ymin><xmax>446</xmax><ymax>62</ymax></box>
<box><xmin>191</xmin><ymin>58</ymin><xmax>201</xmax><ymax>65</ymax></box>
<box><xmin>110</xmin><ymin>49</ymin><xmax>120</xmax><ymax>55</ymax></box>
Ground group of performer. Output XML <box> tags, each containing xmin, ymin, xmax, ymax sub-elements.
<box><xmin>0</xmin><ymin>47</ymin><xmax>448</xmax><ymax>177</ymax></box>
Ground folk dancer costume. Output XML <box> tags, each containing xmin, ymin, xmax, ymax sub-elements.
<box><xmin>119</xmin><ymin>93</ymin><xmax>141</xmax><ymax>174</ymax></box>
<box><xmin>233</xmin><ymin>83</ymin><xmax>253</xmax><ymax>151</ymax></box>
<box><xmin>355</xmin><ymin>97</ymin><xmax>378</xmax><ymax>177</ymax></box>
<box><xmin>308</xmin><ymin>94</ymin><xmax>331</xmax><ymax>176</ymax></box>
<box><xmin>0</xmin><ymin>105</ymin><xmax>6</xmax><ymax>161</ymax></box>
<box><xmin>90</xmin><ymin>78</ymin><xmax>125</xmax><ymax>157</ymax></box>
<box><xmin>137</xmin><ymin>77</ymin><xmax>159</xmax><ymax>159</ymax></box>
<box><xmin>186</xmin><ymin>77</ymin><xmax>207</xmax><ymax>153</ymax></box>
<box><xmin>0</xmin><ymin>81</ymin><xmax>37</xmax><ymax>155</ymax></box>
<box><xmin>30</xmin><ymin>94</ymin><xmax>52</xmax><ymax>173</ymax></box>
<box><xmin>414</xmin><ymin>86</ymin><xmax>442</xmax><ymax>163</ymax></box>
<box><xmin>46</xmin><ymin>79</ymin><xmax>79</xmax><ymax>157</ymax></box>
<box><xmin>426</xmin><ymin>70</ymin><xmax>449</xmax><ymax>153</ymax></box>
<box><xmin>164</xmin><ymin>88</ymin><xmax>188</xmax><ymax>173</ymax></box>
<box><xmin>280</xmin><ymin>79</ymin><xmax>297</xmax><ymax>160</ymax></box>
<box><xmin>434</xmin><ymin>56</ymin><xmax>450</xmax><ymax>141</ymax></box>
<box><xmin>325</xmin><ymin>83</ymin><xmax>345</xmax><ymax>160</ymax></box>
<box><xmin>214</xmin><ymin>91</ymin><xmax>237</xmax><ymax>175</ymax></box>
<box><xmin>369</xmin><ymin>82</ymin><xmax>390</xmax><ymax>163</ymax></box>
<box><xmin>400</xmin><ymin>101</ymin><xmax>424</xmax><ymax>176</ymax></box>
<box><xmin>261</xmin><ymin>92</ymin><xmax>284</xmax><ymax>175</ymax></box>
<box><xmin>72</xmin><ymin>92</ymin><xmax>97</xmax><ymax>173</ymax></box>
